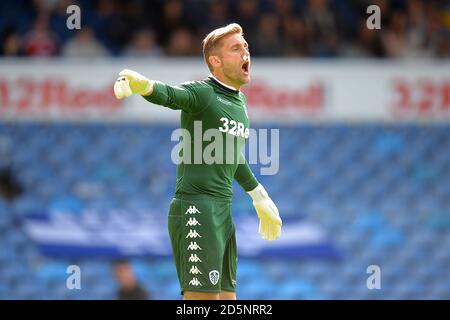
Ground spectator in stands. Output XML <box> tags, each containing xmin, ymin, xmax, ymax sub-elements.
<box><xmin>0</xmin><ymin>0</ymin><xmax>449</xmax><ymax>59</ymax></box>
<box><xmin>156</xmin><ymin>0</ymin><xmax>186</xmax><ymax>48</ymax></box>
<box><xmin>49</xmin><ymin>0</ymin><xmax>78</xmax><ymax>44</ymax></box>
<box><xmin>273</xmin><ymin>0</ymin><xmax>295</xmax><ymax>22</ymax></box>
<box><xmin>282</xmin><ymin>16</ymin><xmax>311</xmax><ymax>57</ymax></box>
<box><xmin>123</xmin><ymin>29</ymin><xmax>162</xmax><ymax>57</ymax></box>
<box><xmin>62</xmin><ymin>27</ymin><xmax>108</xmax><ymax>58</ymax></box>
<box><xmin>424</xmin><ymin>2</ymin><xmax>450</xmax><ymax>58</ymax></box>
<box><xmin>303</xmin><ymin>0</ymin><xmax>339</xmax><ymax>57</ymax></box>
<box><xmin>235</xmin><ymin>0</ymin><xmax>259</xmax><ymax>42</ymax></box>
<box><xmin>406</xmin><ymin>0</ymin><xmax>432</xmax><ymax>57</ymax></box>
<box><xmin>436</xmin><ymin>33</ymin><xmax>450</xmax><ymax>58</ymax></box>
<box><xmin>0</xmin><ymin>27</ymin><xmax>23</xmax><ymax>56</ymax></box>
<box><xmin>113</xmin><ymin>260</ymin><xmax>149</xmax><ymax>300</ymax></box>
<box><xmin>339</xmin><ymin>19</ymin><xmax>384</xmax><ymax>58</ymax></box>
<box><xmin>252</xmin><ymin>13</ymin><xmax>283</xmax><ymax>56</ymax></box>
<box><xmin>0</xmin><ymin>168</ymin><xmax>22</xmax><ymax>201</ymax></box>
<box><xmin>202</xmin><ymin>0</ymin><xmax>231</xmax><ymax>32</ymax></box>
<box><xmin>382</xmin><ymin>11</ymin><xmax>411</xmax><ymax>58</ymax></box>
<box><xmin>92</xmin><ymin>0</ymin><xmax>126</xmax><ymax>54</ymax></box>
<box><xmin>0</xmin><ymin>137</ymin><xmax>22</xmax><ymax>201</ymax></box>
<box><xmin>23</xmin><ymin>15</ymin><xmax>59</xmax><ymax>57</ymax></box>
<box><xmin>166</xmin><ymin>28</ymin><xmax>198</xmax><ymax>56</ymax></box>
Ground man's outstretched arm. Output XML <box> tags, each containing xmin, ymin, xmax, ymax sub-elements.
<box><xmin>114</xmin><ymin>69</ymin><xmax>208</xmax><ymax>113</ymax></box>
<box><xmin>235</xmin><ymin>155</ymin><xmax>282</xmax><ymax>241</ymax></box>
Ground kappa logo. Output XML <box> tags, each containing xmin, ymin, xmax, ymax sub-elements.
<box><xmin>185</xmin><ymin>205</ymin><xmax>201</xmax><ymax>215</ymax></box>
<box><xmin>189</xmin><ymin>265</ymin><xmax>202</xmax><ymax>275</ymax></box>
<box><xmin>186</xmin><ymin>217</ymin><xmax>201</xmax><ymax>227</ymax></box>
<box><xmin>187</xmin><ymin>241</ymin><xmax>202</xmax><ymax>251</ymax></box>
<box><xmin>217</xmin><ymin>96</ymin><xmax>248</xmax><ymax>119</ymax></box>
<box><xmin>209</xmin><ymin>270</ymin><xmax>220</xmax><ymax>286</ymax></box>
<box><xmin>188</xmin><ymin>254</ymin><xmax>202</xmax><ymax>263</ymax></box>
<box><xmin>186</xmin><ymin>229</ymin><xmax>202</xmax><ymax>238</ymax></box>
<box><xmin>217</xmin><ymin>96</ymin><xmax>232</xmax><ymax>106</ymax></box>
<box><xmin>189</xmin><ymin>277</ymin><xmax>202</xmax><ymax>287</ymax></box>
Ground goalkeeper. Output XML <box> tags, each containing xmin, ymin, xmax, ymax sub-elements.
<box><xmin>114</xmin><ymin>23</ymin><xmax>282</xmax><ymax>300</ymax></box>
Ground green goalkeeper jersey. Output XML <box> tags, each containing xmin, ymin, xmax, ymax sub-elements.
<box><xmin>143</xmin><ymin>76</ymin><xmax>259</xmax><ymax>199</ymax></box>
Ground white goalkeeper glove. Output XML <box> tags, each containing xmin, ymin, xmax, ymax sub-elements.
<box><xmin>248</xmin><ymin>184</ymin><xmax>282</xmax><ymax>241</ymax></box>
<box><xmin>114</xmin><ymin>69</ymin><xmax>154</xmax><ymax>99</ymax></box>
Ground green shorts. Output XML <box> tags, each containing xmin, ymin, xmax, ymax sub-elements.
<box><xmin>168</xmin><ymin>195</ymin><xmax>237</xmax><ymax>294</ymax></box>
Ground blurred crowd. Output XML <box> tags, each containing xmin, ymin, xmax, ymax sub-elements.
<box><xmin>1</xmin><ymin>0</ymin><xmax>450</xmax><ymax>58</ymax></box>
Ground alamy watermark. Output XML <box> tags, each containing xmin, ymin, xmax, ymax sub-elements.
<box><xmin>66</xmin><ymin>5</ymin><xmax>81</xmax><ymax>30</ymax></box>
<box><xmin>366</xmin><ymin>265</ymin><xmax>381</xmax><ymax>290</ymax></box>
<box><xmin>66</xmin><ymin>265</ymin><xmax>81</xmax><ymax>289</ymax></box>
<box><xmin>366</xmin><ymin>5</ymin><xmax>381</xmax><ymax>30</ymax></box>
<box><xmin>170</xmin><ymin>121</ymin><xmax>279</xmax><ymax>175</ymax></box>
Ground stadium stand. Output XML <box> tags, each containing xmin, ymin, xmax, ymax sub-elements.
<box><xmin>0</xmin><ymin>122</ymin><xmax>449</xmax><ymax>299</ymax></box>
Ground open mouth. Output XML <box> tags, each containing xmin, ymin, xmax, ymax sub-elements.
<box><xmin>242</xmin><ymin>61</ymin><xmax>249</xmax><ymax>73</ymax></box>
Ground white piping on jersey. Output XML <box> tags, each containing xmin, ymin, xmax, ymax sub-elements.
<box><xmin>209</xmin><ymin>74</ymin><xmax>240</xmax><ymax>92</ymax></box>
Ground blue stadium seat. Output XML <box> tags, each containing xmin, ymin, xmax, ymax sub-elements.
<box><xmin>238</xmin><ymin>279</ymin><xmax>276</xmax><ymax>299</ymax></box>
<box><xmin>48</xmin><ymin>195</ymin><xmax>84</xmax><ymax>215</ymax></box>
<box><xmin>36</xmin><ymin>260</ymin><xmax>70</xmax><ymax>285</ymax></box>
<box><xmin>276</xmin><ymin>278</ymin><xmax>317</xmax><ymax>300</ymax></box>
<box><xmin>369</xmin><ymin>227</ymin><xmax>405</xmax><ymax>250</ymax></box>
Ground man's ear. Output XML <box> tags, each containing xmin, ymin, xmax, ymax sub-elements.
<box><xmin>209</xmin><ymin>55</ymin><xmax>221</xmax><ymax>69</ymax></box>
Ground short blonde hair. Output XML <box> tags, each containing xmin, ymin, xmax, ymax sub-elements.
<box><xmin>202</xmin><ymin>23</ymin><xmax>243</xmax><ymax>72</ymax></box>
